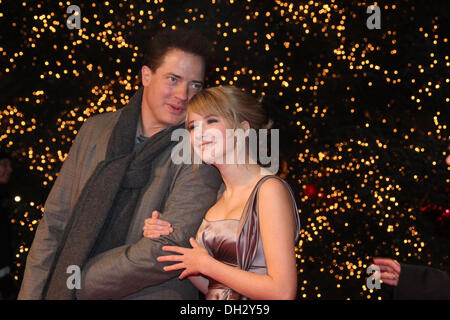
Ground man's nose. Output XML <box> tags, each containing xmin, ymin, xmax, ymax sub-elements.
<box><xmin>174</xmin><ymin>82</ymin><xmax>188</xmax><ymax>102</ymax></box>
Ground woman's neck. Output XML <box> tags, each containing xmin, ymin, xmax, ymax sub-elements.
<box><xmin>215</xmin><ymin>163</ymin><xmax>269</xmax><ymax>197</ymax></box>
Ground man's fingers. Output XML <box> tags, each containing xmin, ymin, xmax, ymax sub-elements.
<box><xmin>144</xmin><ymin>218</ymin><xmax>171</xmax><ymax>227</ymax></box>
<box><xmin>143</xmin><ymin>231</ymin><xmax>161</xmax><ymax>238</ymax></box>
<box><xmin>152</xmin><ymin>210</ymin><xmax>160</xmax><ymax>219</ymax></box>
<box><xmin>144</xmin><ymin>225</ymin><xmax>171</xmax><ymax>232</ymax></box>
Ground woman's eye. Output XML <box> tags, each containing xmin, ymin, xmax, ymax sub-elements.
<box><xmin>207</xmin><ymin>119</ymin><xmax>218</xmax><ymax>124</ymax></box>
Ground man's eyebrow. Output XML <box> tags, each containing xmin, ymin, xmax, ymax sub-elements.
<box><xmin>165</xmin><ymin>73</ymin><xmax>182</xmax><ymax>79</ymax></box>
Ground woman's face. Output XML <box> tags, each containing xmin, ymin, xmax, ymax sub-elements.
<box><xmin>187</xmin><ymin>110</ymin><xmax>234</xmax><ymax>165</ymax></box>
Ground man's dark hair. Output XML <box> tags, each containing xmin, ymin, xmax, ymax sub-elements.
<box><xmin>143</xmin><ymin>27</ymin><xmax>212</xmax><ymax>72</ymax></box>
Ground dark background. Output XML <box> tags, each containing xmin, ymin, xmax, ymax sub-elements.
<box><xmin>0</xmin><ymin>0</ymin><xmax>449</xmax><ymax>299</ymax></box>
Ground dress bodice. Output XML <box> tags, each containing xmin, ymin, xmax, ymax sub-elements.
<box><xmin>195</xmin><ymin>218</ymin><xmax>267</xmax><ymax>300</ymax></box>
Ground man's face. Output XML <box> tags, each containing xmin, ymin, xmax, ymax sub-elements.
<box><xmin>141</xmin><ymin>49</ymin><xmax>205</xmax><ymax>130</ymax></box>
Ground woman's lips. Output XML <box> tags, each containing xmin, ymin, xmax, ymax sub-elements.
<box><xmin>199</xmin><ymin>141</ymin><xmax>214</xmax><ymax>151</ymax></box>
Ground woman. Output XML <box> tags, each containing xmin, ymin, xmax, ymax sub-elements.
<box><xmin>143</xmin><ymin>86</ymin><xmax>301</xmax><ymax>300</ymax></box>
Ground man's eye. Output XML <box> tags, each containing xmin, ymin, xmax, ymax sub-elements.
<box><xmin>192</xmin><ymin>83</ymin><xmax>202</xmax><ymax>90</ymax></box>
<box><xmin>188</xmin><ymin>124</ymin><xmax>196</xmax><ymax>131</ymax></box>
<box><xmin>169</xmin><ymin>76</ymin><xmax>177</xmax><ymax>83</ymax></box>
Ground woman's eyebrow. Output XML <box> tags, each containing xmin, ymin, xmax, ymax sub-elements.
<box><xmin>187</xmin><ymin>114</ymin><xmax>218</xmax><ymax>124</ymax></box>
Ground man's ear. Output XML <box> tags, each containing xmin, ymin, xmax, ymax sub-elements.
<box><xmin>141</xmin><ymin>65</ymin><xmax>152</xmax><ymax>86</ymax></box>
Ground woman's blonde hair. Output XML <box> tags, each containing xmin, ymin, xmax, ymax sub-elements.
<box><xmin>186</xmin><ymin>86</ymin><xmax>272</xmax><ymax>131</ymax></box>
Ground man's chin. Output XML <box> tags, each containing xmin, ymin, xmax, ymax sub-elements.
<box><xmin>163</xmin><ymin>117</ymin><xmax>185</xmax><ymax>127</ymax></box>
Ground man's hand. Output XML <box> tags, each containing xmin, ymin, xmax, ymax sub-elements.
<box><xmin>142</xmin><ymin>210</ymin><xmax>173</xmax><ymax>238</ymax></box>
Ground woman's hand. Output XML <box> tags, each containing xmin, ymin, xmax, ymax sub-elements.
<box><xmin>142</xmin><ymin>210</ymin><xmax>173</xmax><ymax>238</ymax></box>
<box><xmin>157</xmin><ymin>238</ymin><xmax>212</xmax><ymax>280</ymax></box>
<box><xmin>372</xmin><ymin>257</ymin><xmax>401</xmax><ymax>286</ymax></box>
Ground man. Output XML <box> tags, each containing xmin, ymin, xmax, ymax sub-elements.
<box><xmin>18</xmin><ymin>28</ymin><xmax>222</xmax><ymax>300</ymax></box>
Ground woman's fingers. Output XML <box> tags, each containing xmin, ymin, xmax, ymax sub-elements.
<box><xmin>179</xmin><ymin>270</ymin><xmax>189</xmax><ymax>280</ymax></box>
<box><xmin>162</xmin><ymin>262</ymin><xmax>185</xmax><ymax>272</ymax></box>
<box><xmin>157</xmin><ymin>254</ymin><xmax>184</xmax><ymax>262</ymax></box>
<box><xmin>162</xmin><ymin>245</ymin><xmax>186</xmax><ymax>254</ymax></box>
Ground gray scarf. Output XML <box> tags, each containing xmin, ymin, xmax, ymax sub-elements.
<box><xmin>44</xmin><ymin>88</ymin><xmax>182</xmax><ymax>299</ymax></box>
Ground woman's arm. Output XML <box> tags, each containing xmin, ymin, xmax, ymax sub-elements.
<box><xmin>188</xmin><ymin>276</ymin><xmax>209</xmax><ymax>295</ymax></box>
<box><xmin>159</xmin><ymin>178</ymin><xmax>299</xmax><ymax>300</ymax></box>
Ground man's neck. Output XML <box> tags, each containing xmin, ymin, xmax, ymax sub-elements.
<box><xmin>139</xmin><ymin>111</ymin><xmax>167</xmax><ymax>138</ymax></box>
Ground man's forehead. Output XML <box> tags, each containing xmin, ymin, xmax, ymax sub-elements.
<box><xmin>157</xmin><ymin>49</ymin><xmax>204</xmax><ymax>74</ymax></box>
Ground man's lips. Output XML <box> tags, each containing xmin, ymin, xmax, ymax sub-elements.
<box><xmin>167</xmin><ymin>103</ymin><xmax>185</xmax><ymax>114</ymax></box>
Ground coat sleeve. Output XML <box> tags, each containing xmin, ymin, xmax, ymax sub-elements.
<box><xmin>17</xmin><ymin>119</ymin><xmax>92</xmax><ymax>300</ymax></box>
<box><xmin>394</xmin><ymin>263</ymin><xmax>450</xmax><ymax>300</ymax></box>
<box><xmin>76</xmin><ymin>164</ymin><xmax>222</xmax><ymax>300</ymax></box>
